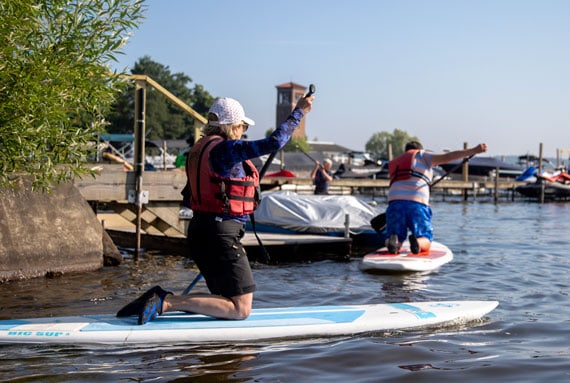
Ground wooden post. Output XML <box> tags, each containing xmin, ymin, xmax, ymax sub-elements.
<box><xmin>462</xmin><ymin>142</ymin><xmax>469</xmax><ymax>201</ymax></box>
<box><xmin>133</xmin><ymin>81</ymin><xmax>146</xmax><ymax>260</ymax></box>
<box><xmin>193</xmin><ymin>119</ymin><xmax>202</xmax><ymax>144</ymax></box>
<box><xmin>495</xmin><ymin>166</ymin><xmax>499</xmax><ymax>203</ymax></box>
<box><xmin>162</xmin><ymin>140</ymin><xmax>168</xmax><ymax>170</ymax></box>
<box><xmin>539</xmin><ymin>143</ymin><xmax>544</xmax><ymax>204</ymax></box>
<box><xmin>539</xmin><ymin>143</ymin><xmax>543</xmax><ymax>174</ymax></box>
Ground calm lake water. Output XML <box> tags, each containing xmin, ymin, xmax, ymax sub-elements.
<box><xmin>1</xmin><ymin>199</ymin><xmax>569</xmax><ymax>382</ymax></box>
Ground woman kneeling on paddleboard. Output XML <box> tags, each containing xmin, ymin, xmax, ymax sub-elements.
<box><xmin>117</xmin><ymin>94</ymin><xmax>315</xmax><ymax>325</ymax></box>
<box><xmin>385</xmin><ymin>141</ymin><xmax>488</xmax><ymax>255</ymax></box>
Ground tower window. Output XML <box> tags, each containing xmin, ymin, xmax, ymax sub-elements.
<box><xmin>278</xmin><ymin>92</ymin><xmax>291</xmax><ymax>105</ymax></box>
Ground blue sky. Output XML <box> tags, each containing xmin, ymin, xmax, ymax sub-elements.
<box><xmin>114</xmin><ymin>0</ymin><xmax>570</xmax><ymax>158</ymax></box>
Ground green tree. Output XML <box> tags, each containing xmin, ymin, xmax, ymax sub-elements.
<box><xmin>365</xmin><ymin>129</ymin><xmax>420</xmax><ymax>160</ymax></box>
<box><xmin>106</xmin><ymin>56</ymin><xmax>215</xmax><ymax>141</ymax></box>
<box><xmin>283</xmin><ymin>136</ymin><xmax>312</xmax><ymax>152</ymax></box>
<box><xmin>0</xmin><ymin>0</ymin><xmax>145</xmax><ymax>190</ymax></box>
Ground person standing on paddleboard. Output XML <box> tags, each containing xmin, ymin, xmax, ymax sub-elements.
<box><xmin>117</xmin><ymin>94</ymin><xmax>315</xmax><ymax>325</ymax></box>
<box><xmin>385</xmin><ymin>141</ymin><xmax>488</xmax><ymax>254</ymax></box>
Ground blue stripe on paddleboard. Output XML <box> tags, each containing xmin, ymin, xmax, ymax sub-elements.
<box><xmin>389</xmin><ymin>303</ymin><xmax>436</xmax><ymax>319</ymax></box>
<box><xmin>0</xmin><ymin>320</ymin><xmax>28</xmax><ymax>330</ymax></box>
<box><xmin>81</xmin><ymin>306</ymin><xmax>366</xmax><ymax>332</ymax></box>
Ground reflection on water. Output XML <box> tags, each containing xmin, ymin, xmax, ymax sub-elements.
<box><xmin>0</xmin><ymin>343</ymin><xmax>261</xmax><ymax>382</ymax></box>
<box><xmin>399</xmin><ymin>363</ymin><xmax>441</xmax><ymax>371</ymax></box>
<box><xmin>380</xmin><ymin>273</ymin><xmax>431</xmax><ymax>302</ymax></box>
<box><xmin>1</xmin><ymin>201</ymin><xmax>570</xmax><ymax>382</ymax></box>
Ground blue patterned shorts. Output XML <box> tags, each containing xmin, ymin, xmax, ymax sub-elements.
<box><xmin>386</xmin><ymin>200</ymin><xmax>433</xmax><ymax>242</ymax></box>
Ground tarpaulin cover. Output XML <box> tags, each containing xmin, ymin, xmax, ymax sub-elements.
<box><xmin>253</xmin><ymin>191</ymin><xmax>384</xmax><ymax>234</ymax></box>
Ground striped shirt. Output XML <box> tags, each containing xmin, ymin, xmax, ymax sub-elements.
<box><xmin>387</xmin><ymin>150</ymin><xmax>433</xmax><ymax>205</ymax></box>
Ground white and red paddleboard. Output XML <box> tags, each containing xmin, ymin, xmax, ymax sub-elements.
<box><xmin>361</xmin><ymin>240</ymin><xmax>453</xmax><ymax>272</ymax></box>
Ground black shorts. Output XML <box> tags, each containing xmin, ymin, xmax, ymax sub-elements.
<box><xmin>187</xmin><ymin>213</ymin><xmax>256</xmax><ymax>298</ymax></box>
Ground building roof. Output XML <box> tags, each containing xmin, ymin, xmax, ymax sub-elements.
<box><xmin>275</xmin><ymin>82</ymin><xmax>307</xmax><ymax>90</ymax></box>
<box><xmin>308</xmin><ymin>141</ymin><xmax>354</xmax><ymax>153</ymax></box>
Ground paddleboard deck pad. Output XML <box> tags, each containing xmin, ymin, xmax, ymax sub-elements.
<box><xmin>361</xmin><ymin>240</ymin><xmax>453</xmax><ymax>272</ymax></box>
<box><xmin>0</xmin><ymin>300</ymin><xmax>498</xmax><ymax>345</ymax></box>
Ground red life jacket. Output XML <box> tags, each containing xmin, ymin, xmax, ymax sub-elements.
<box><xmin>186</xmin><ymin>135</ymin><xmax>260</xmax><ymax>216</ymax></box>
<box><xmin>389</xmin><ymin>150</ymin><xmax>431</xmax><ymax>186</ymax></box>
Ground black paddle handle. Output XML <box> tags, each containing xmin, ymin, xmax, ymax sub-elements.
<box><xmin>306</xmin><ymin>84</ymin><xmax>316</xmax><ymax>98</ymax></box>
<box><xmin>297</xmin><ymin>144</ymin><xmax>322</xmax><ymax>167</ymax></box>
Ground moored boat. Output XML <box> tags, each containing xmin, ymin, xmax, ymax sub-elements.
<box><xmin>248</xmin><ymin>191</ymin><xmax>387</xmax><ymax>247</ymax></box>
<box><xmin>515</xmin><ymin>172</ymin><xmax>570</xmax><ymax>200</ymax></box>
<box><xmin>438</xmin><ymin>156</ymin><xmax>525</xmax><ymax>178</ymax></box>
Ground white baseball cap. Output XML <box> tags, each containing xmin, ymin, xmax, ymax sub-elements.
<box><xmin>208</xmin><ymin>97</ymin><xmax>255</xmax><ymax>126</ymax></box>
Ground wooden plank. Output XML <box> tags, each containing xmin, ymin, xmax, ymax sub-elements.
<box><xmin>76</xmin><ymin>165</ymin><xmax>187</xmax><ymax>202</ymax></box>
<box><xmin>130</xmin><ymin>75</ymin><xmax>207</xmax><ymax>124</ymax></box>
<box><xmin>108</xmin><ymin>204</ymin><xmax>185</xmax><ymax>237</ymax></box>
<box><xmin>147</xmin><ymin>203</ymin><xmax>186</xmax><ymax>232</ymax></box>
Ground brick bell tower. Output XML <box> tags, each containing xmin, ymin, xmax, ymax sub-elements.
<box><xmin>275</xmin><ymin>82</ymin><xmax>307</xmax><ymax>139</ymax></box>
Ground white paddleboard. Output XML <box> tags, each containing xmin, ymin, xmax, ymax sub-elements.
<box><xmin>0</xmin><ymin>300</ymin><xmax>497</xmax><ymax>345</ymax></box>
<box><xmin>361</xmin><ymin>240</ymin><xmax>453</xmax><ymax>272</ymax></box>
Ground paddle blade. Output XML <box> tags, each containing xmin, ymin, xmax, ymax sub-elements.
<box><xmin>370</xmin><ymin>213</ymin><xmax>386</xmax><ymax>234</ymax></box>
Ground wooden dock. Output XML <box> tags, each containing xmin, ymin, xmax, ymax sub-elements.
<box><xmin>261</xmin><ymin>176</ymin><xmax>526</xmax><ymax>201</ymax></box>
<box><xmin>78</xmin><ymin>164</ymin><xmax>525</xmax><ymax>260</ymax></box>
<box><xmin>78</xmin><ymin>164</ymin><xmax>526</xmax><ymax>203</ymax></box>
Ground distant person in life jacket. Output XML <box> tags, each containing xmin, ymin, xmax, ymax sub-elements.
<box><xmin>386</xmin><ymin>141</ymin><xmax>488</xmax><ymax>254</ymax></box>
<box><xmin>117</xmin><ymin>95</ymin><xmax>314</xmax><ymax>325</ymax></box>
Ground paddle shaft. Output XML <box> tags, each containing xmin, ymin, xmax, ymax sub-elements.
<box><xmin>183</xmin><ymin>84</ymin><xmax>316</xmax><ymax>295</ymax></box>
<box><xmin>182</xmin><ymin>273</ymin><xmax>203</xmax><ymax>295</ymax></box>
<box><xmin>297</xmin><ymin>145</ymin><xmax>324</xmax><ymax>168</ymax></box>
<box><xmin>430</xmin><ymin>153</ymin><xmax>476</xmax><ymax>188</ymax></box>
